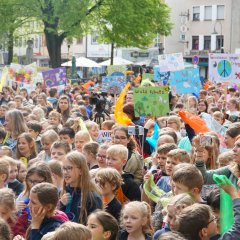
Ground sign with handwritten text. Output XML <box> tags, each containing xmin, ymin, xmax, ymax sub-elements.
<box><xmin>158</xmin><ymin>53</ymin><xmax>184</xmax><ymax>72</ymax></box>
<box><xmin>102</xmin><ymin>76</ymin><xmax>126</xmax><ymax>94</ymax></box>
<box><xmin>97</xmin><ymin>130</ymin><xmax>112</xmax><ymax>144</ymax></box>
<box><xmin>133</xmin><ymin>87</ymin><xmax>169</xmax><ymax>117</ymax></box>
<box><xmin>170</xmin><ymin>68</ymin><xmax>201</xmax><ymax>94</ymax></box>
<box><xmin>209</xmin><ymin>53</ymin><xmax>240</xmax><ymax>83</ymax></box>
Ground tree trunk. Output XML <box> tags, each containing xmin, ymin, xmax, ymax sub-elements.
<box><xmin>110</xmin><ymin>43</ymin><xmax>114</xmax><ymax>65</ymax></box>
<box><xmin>7</xmin><ymin>30</ymin><xmax>14</xmax><ymax>64</ymax></box>
<box><xmin>44</xmin><ymin>28</ymin><xmax>64</xmax><ymax>68</ymax></box>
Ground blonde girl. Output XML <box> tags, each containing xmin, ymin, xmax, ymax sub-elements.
<box><xmin>119</xmin><ymin>201</ymin><xmax>153</xmax><ymax>240</ymax></box>
<box><xmin>153</xmin><ymin>193</ymin><xmax>194</xmax><ymax>239</ymax></box>
<box><xmin>38</xmin><ymin>130</ymin><xmax>59</xmax><ymax>163</ymax></box>
<box><xmin>86</xmin><ymin>121</ymin><xmax>100</xmax><ymax>141</ymax></box>
<box><xmin>0</xmin><ymin>188</ymin><xmax>17</xmax><ymax>236</ymax></box>
<box><xmin>3</xmin><ymin>109</ymin><xmax>28</xmax><ymax>153</ymax></box>
<box><xmin>187</xmin><ymin>96</ymin><xmax>198</xmax><ymax>110</ymax></box>
<box><xmin>60</xmin><ymin>151</ymin><xmax>102</xmax><ymax>224</ymax></box>
<box><xmin>16</xmin><ymin>133</ymin><xmax>37</xmax><ymax>167</ymax></box>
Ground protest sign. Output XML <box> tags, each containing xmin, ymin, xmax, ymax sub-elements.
<box><xmin>42</xmin><ymin>67</ymin><xmax>67</xmax><ymax>87</ymax></box>
<box><xmin>209</xmin><ymin>53</ymin><xmax>240</xmax><ymax>83</ymax></box>
<box><xmin>97</xmin><ymin>130</ymin><xmax>112</xmax><ymax>144</ymax></box>
<box><xmin>133</xmin><ymin>86</ymin><xmax>169</xmax><ymax>117</ymax></box>
<box><xmin>170</xmin><ymin>68</ymin><xmax>201</xmax><ymax>94</ymax></box>
<box><xmin>158</xmin><ymin>53</ymin><xmax>184</xmax><ymax>72</ymax></box>
<box><xmin>153</xmin><ymin>66</ymin><xmax>170</xmax><ymax>86</ymax></box>
<box><xmin>107</xmin><ymin>65</ymin><xmax>126</xmax><ymax>76</ymax></box>
<box><xmin>142</xmin><ymin>73</ymin><xmax>154</xmax><ymax>81</ymax></box>
<box><xmin>102</xmin><ymin>76</ymin><xmax>126</xmax><ymax>94</ymax></box>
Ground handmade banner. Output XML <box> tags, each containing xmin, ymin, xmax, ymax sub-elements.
<box><xmin>97</xmin><ymin>130</ymin><xmax>112</xmax><ymax>144</ymax></box>
<box><xmin>170</xmin><ymin>68</ymin><xmax>201</xmax><ymax>94</ymax></box>
<box><xmin>42</xmin><ymin>67</ymin><xmax>67</xmax><ymax>87</ymax></box>
<box><xmin>107</xmin><ymin>65</ymin><xmax>126</xmax><ymax>76</ymax></box>
<box><xmin>158</xmin><ymin>53</ymin><xmax>184</xmax><ymax>72</ymax></box>
<box><xmin>133</xmin><ymin>86</ymin><xmax>169</xmax><ymax>117</ymax></box>
<box><xmin>209</xmin><ymin>53</ymin><xmax>240</xmax><ymax>83</ymax></box>
<box><xmin>102</xmin><ymin>76</ymin><xmax>126</xmax><ymax>94</ymax></box>
<box><xmin>153</xmin><ymin>66</ymin><xmax>170</xmax><ymax>86</ymax></box>
<box><xmin>8</xmin><ymin>63</ymin><xmax>37</xmax><ymax>84</ymax></box>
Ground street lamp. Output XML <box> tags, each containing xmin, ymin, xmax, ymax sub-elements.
<box><xmin>212</xmin><ymin>21</ymin><xmax>224</xmax><ymax>53</ymax></box>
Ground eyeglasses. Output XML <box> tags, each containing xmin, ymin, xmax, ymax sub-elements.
<box><xmin>114</xmin><ymin>136</ymin><xmax>127</xmax><ymax>140</ymax></box>
<box><xmin>62</xmin><ymin>166</ymin><xmax>74</xmax><ymax>173</ymax></box>
<box><xmin>96</xmin><ymin>154</ymin><xmax>106</xmax><ymax>159</ymax></box>
<box><xmin>28</xmin><ymin>179</ymin><xmax>44</xmax><ymax>186</ymax></box>
<box><xmin>207</xmin><ymin>216</ymin><xmax>217</xmax><ymax>225</ymax></box>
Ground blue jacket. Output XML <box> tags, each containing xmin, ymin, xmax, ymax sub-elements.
<box><xmin>60</xmin><ymin>185</ymin><xmax>102</xmax><ymax>223</ymax></box>
<box><xmin>29</xmin><ymin>210</ymin><xmax>68</xmax><ymax>240</ymax></box>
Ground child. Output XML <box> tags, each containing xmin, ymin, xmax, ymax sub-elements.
<box><xmin>101</xmin><ymin>120</ymin><xmax>115</xmax><ymax>131</ymax></box>
<box><xmin>14</xmin><ymin>95</ymin><xmax>24</xmax><ymax>109</ymax></box>
<box><xmin>217</xmin><ymin>151</ymin><xmax>234</xmax><ymax>167</ymax></box>
<box><xmin>59</xmin><ymin>127</ymin><xmax>75</xmax><ymax>148</ymax></box>
<box><xmin>74</xmin><ymin>130</ymin><xmax>91</xmax><ymax>153</ymax></box>
<box><xmin>16</xmin><ymin>133</ymin><xmax>37</xmax><ymax>167</ymax></box>
<box><xmin>95</xmin><ymin>168</ymin><xmax>122</xmax><ymax>220</ymax></box>
<box><xmin>27</xmin><ymin>182</ymin><xmax>69</xmax><ymax>240</ymax></box>
<box><xmin>87</xmin><ymin>210</ymin><xmax>119</xmax><ymax>240</ymax></box>
<box><xmin>50</xmin><ymin>141</ymin><xmax>71</xmax><ymax>162</ymax></box>
<box><xmin>27</xmin><ymin>121</ymin><xmax>43</xmax><ymax>153</ymax></box>
<box><xmin>0</xmin><ymin>217</ymin><xmax>11</xmax><ymax>240</ymax></box>
<box><xmin>177</xmin><ymin>183</ymin><xmax>240</xmax><ymax>239</ymax></box>
<box><xmin>17</xmin><ymin>161</ymin><xmax>27</xmax><ymax>184</ymax></box>
<box><xmin>0</xmin><ymin>159</ymin><xmax>10</xmax><ymax>189</ymax></box>
<box><xmin>86</xmin><ymin>121</ymin><xmax>100</xmax><ymax>142</ymax></box>
<box><xmin>37</xmin><ymin>130</ymin><xmax>59</xmax><ymax>163</ymax></box>
<box><xmin>106</xmin><ymin>144</ymin><xmax>141</xmax><ymax>204</ymax></box>
<box><xmin>0</xmin><ymin>146</ymin><xmax>13</xmax><ymax>157</ymax></box>
<box><xmin>49</xmin><ymin>221</ymin><xmax>92</xmax><ymax>240</ymax></box>
<box><xmin>48</xmin><ymin>111</ymin><xmax>62</xmax><ymax>130</ymax></box>
<box><xmin>5</xmin><ymin>157</ymin><xmax>24</xmax><ymax>197</ymax></box>
<box><xmin>0</xmin><ymin>188</ymin><xmax>17</xmax><ymax>236</ymax></box>
<box><xmin>48</xmin><ymin>160</ymin><xmax>64</xmax><ymax>194</ymax></box>
<box><xmin>153</xmin><ymin>193</ymin><xmax>194</xmax><ymax>239</ymax></box>
<box><xmin>119</xmin><ymin>201</ymin><xmax>153</xmax><ymax>240</ymax></box>
<box><xmin>60</xmin><ymin>151</ymin><xmax>102</xmax><ymax>223</ymax></box>
<box><xmin>82</xmin><ymin>142</ymin><xmax>100</xmax><ymax>170</ymax></box>
<box><xmin>156</xmin><ymin>149</ymin><xmax>190</xmax><ymax>193</ymax></box>
<box><xmin>0</xmin><ymin>128</ymin><xmax>7</xmax><ymax>145</ymax></box>
<box><xmin>172</xmin><ymin>163</ymin><xmax>204</xmax><ymax>203</ymax></box>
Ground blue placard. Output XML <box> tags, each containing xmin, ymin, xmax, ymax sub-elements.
<box><xmin>170</xmin><ymin>68</ymin><xmax>201</xmax><ymax>94</ymax></box>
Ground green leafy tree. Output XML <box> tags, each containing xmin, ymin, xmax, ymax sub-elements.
<box><xmin>0</xmin><ymin>0</ymin><xmax>172</xmax><ymax>67</ymax></box>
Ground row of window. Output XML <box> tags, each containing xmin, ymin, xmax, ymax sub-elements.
<box><xmin>192</xmin><ymin>35</ymin><xmax>224</xmax><ymax>50</ymax></box>
<box><xmin>14</xmin><ymin>36</ymin><xmax>41</xmax><ymax>49</ymax></box>
<box><xmin>193</xmin><ymin>5</ymin><xmax>224</xmax><ymax>21</ymax></box>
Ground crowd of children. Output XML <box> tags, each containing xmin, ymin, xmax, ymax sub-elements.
<box><xmin>0</xmin><ymin>79</ymin><xmax>239</xmax><ymax>240</ymax></box>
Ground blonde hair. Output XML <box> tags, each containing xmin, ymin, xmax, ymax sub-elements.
<box><xmin>62</xmin><ymin>151</ymin><xmax>99</xmax><ymax>224</ymax></box>
<box><xmin>51</xmin><ymin>222</ymin><xmax>92</xmax><ymax>240</ymax></box>
<box><xmin>41</xmin><ymin>129</ymin><xmax>59</xmax><ymax>144</ymax></box>
<box><xmin>48</xmin><ymin>160</ymin><xmax>63</xmax><ymax>178</ymax></box>
<box><xmin>217</xmin><ymin>151</ymin><xmax>234</xmax><ymax>167</ymax></box>
<box><xmin>82</xmin><ymin>142</ymin><xmax>99</xmax><ymax>156</ymax></box>
<box><xmin>49</xmin><ymin>111</ymin><xmax>62</xmax><ymax>121</ymax></box>
<box><xmin>75</xmin><ymin>130</ymin><xmax>91</xmax><ymax>141</ymax></box>
<box><xmin>167</xmin><ymin>116</ymin><xmax>181</xmax><ymax>131</ymax></box>
<box><xmin>0</xmin><ymin>188</ymin><xmax>16</xmax><ymax>213</ymax></box>
<box><xmin>0</xmin><ymin>218</ymin><xmax>11</xmax><ymax>240</ymax></box>
<box><xmin>0</xmin><ymin>159</ymin><xmax>10</xmax><ymax>179</ymax></box>
<box><xmin>107</xmin><ymin>144</ymin><xmax>128</xmax><ymax>161</ymax></box>
<box><xmin>95</xmin><ymin>168</ymin><xmax>123</xmax><ymax>193</ymax></box>
<box><xmin>121</xmin><ymin>201</ymin><xmax>153</xmax><ymax>236</ymax></box>
<box><xmin>167</xmin><ymin>149</ymin><xmax>191</xmax><ymax>163</ymax></box>
<box><xmin>86</xmin><ymin>121</ymin><xmax>99</xmax><ymax>131</ymax></box>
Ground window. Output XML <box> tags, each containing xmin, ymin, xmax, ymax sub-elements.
<box><xmin>35</xmin><ymin>37</ymin><xmax>38</xmax><ymax>48</ymax></box>
<box><xmin>154</xmin><ymin>33</ymin><xmax>161</xmax><ymax>47</ymax></box>
<box><xmin>204</xmin><ymin>36</ymin><xmax>211</xmax><ymax>50</ymax></box>
<box><xmin>204</xmin><ymin>6</ymin><xmax>212</xmax><ymax>20</ymax></box>
<box><xmin>91</xmin><ymin>31</ymin><xmax>99</xmax><ymax>44</ymax></box>
<box><xmin>216</xmin><ymin>35</ymin><xmax>224</xmax><ymax>50</ymax></box>
<box><xmin>193</xmin><ymin>6</ymin><xmax>200</xmax><ymax>21</ymax></box>
<box><xmin>217</xmin><ymin>5</ymin><xmax>224</xmax><ymax>19</ymax></box>
<box><xmin>192</xmin><ymin>36</ymin><xmax>199</xmax><ymax>50</ymax></box>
